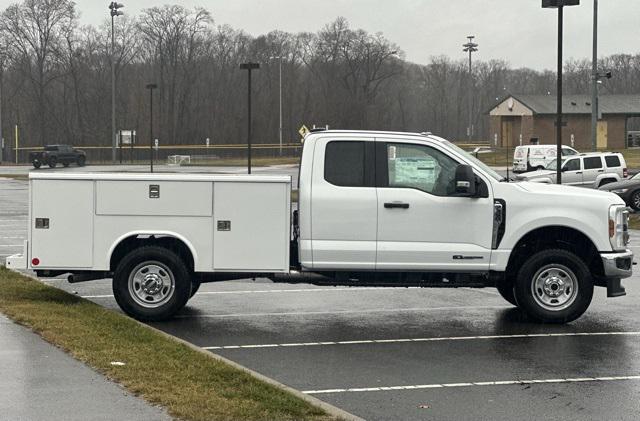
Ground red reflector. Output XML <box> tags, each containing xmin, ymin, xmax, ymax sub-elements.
<box><xmin>31</xmin><ymin>258</ymin><xmax>40</xmax><ymax>266</ymax></box>
<box><xmin>624</xmin><ymin>168</ymin><xmax>628</xmax><ymax>178</ymax></box>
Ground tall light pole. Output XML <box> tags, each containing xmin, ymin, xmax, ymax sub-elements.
<box><xmin>269</xmin><ymin>56</ymin><xmax>283</xmax><ymax>156</ymax></box>
<box><xmin>109</xmin><ymin>2</ymin><xmax>124</xmax><ymax>164</ymax></box>
<box><xmin>463</xmin><ymin>36</ymin><xmax>478</xmax><ymax>141</ymax></box>
<box><xmin>591</xmin><ymin>0</ymin><xmax>598</xmax><ymax>151</ymax></box>
<box><xmin>240</xmin><ymin>62</ymin><xmax>260</xmax><ymax>174</ymax></box>
<box><xmin>543</xmin><ymin>0</ymin><xmax>580</xmax><ymax>184</ymax></box>
<box><xmin>146</xmin><ymin>83</ymin><xmax>157</xmax><ymax>173</ymax></box>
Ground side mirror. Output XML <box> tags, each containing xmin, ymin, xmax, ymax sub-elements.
<box><xmin>455</xmin><ymin>164</ymin><xmax>477</xmax><ymax>197</ymax></box>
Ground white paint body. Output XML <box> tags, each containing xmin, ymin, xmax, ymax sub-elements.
<box><xmin>7</xmin><ymin>131</ymin><xmax>625</xmax><ymax>277</ymax></box>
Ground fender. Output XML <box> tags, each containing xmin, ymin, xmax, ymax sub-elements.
<box><xmin>106</xmin><ymin>230</ymin><xmax>199</xmax><ymax>270</ymax></box>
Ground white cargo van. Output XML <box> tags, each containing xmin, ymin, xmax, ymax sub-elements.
<box><xmin>513</xmin><ymin>145</ymin><xmax>579</xmax><ymax>173</ymax></box>
<box><xmin>6</xmin><ymin>131</ymin><xmax>632</xmax><ymax>324</ymax></box>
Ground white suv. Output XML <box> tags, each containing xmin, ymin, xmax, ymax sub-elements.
<box><xmin>516</xmin><ymin>152</ymin><xmax>627</xmax><ymax>188</ymax></box>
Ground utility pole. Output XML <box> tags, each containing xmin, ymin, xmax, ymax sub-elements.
<box><xmin>109</xmin><ymin>2</ymin><xmax>124</xmax><ymax>164</ymax></box>
<box><xmin>462</xmin><ymin>36</ymin><xmax>478</xmax><ymax>141</ymax></box>
<box><xmin>591</xmin><ymin>0</ymin><xmax>598</xmax><ymax>151</ymax></box>
<box><xmin>543</xmin><ymin>0</ymin><xmax>580</xmax><ymax>184</ymax></box>
<box><xmin>240</xmin><ymin>62</ymin><xmax>260</xmax><ymax>174</ymax></box>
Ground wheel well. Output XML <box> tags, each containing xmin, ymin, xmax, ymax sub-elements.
<box><xmin>506</xmin><ymin>226</ymin><xmax>604</xmax><ymax>285</ymax></box>
<box><xmin>109</xmin><ymin>235</ymin><xmax>194</xmax><ymax>272</ymax></box>
<box><xmin>598</xmin><ymin>178</ymin><xmax>617</xmax><ymax>187</ymax></box>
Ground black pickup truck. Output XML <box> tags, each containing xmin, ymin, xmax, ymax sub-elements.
<box><xmin>30</xmin><ymin>145</ymin><xmax>86</xmax><ymax>168</ymax></box>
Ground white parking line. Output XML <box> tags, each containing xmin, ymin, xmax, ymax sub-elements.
<box><xmin>203</xmin><ymin>331</ymin><xmax>640</xmax><ymax>350</ymax></box>
<box><xmin>175</xmin><ymin>305</ymin><xmax>512</xmax><ymax>319</ymax></box>
<box><xmin>0</xmin><ymin>245</ymin><xmax>22</xmax><ymax>247</ymax></box>
<box><xmin>302</xmin><ymin>375</ymin><xmax>640</xmax><ymax>394</ymax></box>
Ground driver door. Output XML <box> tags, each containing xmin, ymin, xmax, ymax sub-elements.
<box><xmin>561</xmin><ymin>157</ymin><xmax>583</xmax><ymax>186</ymax></box>
<box><xmin>375</xmin><ymin>139</ymin><xmax>494</xmax><ymax>271</ymax></box>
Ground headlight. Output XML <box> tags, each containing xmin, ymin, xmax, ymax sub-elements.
<box><xmin>610</xmin><ymin>189</ymin><xmax>628</xmax><ymax>194</ymax></box>
<box><xmin>609</xmin><ymin>205</ymin><xmax>630</xmax><ymax>251</ymax></box>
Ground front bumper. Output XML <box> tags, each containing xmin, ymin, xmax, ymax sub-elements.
<box><xmin>600</xmin><ymin>249</ymin><xmax>633</xmax><ymax>298</ymax></box>
<box><xmin>601</xmin><ymin>249</ymin><xmax>633</xmax><ymax>279</ymax></box>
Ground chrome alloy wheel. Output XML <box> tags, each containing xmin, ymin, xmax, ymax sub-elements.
<box><xmin>531</xmin><ymin>264</ymin><xmax>578</xmax><ymax>311</ymax></box>
<box><xmin>128</xmin><ymin>261</ymin><xmax>176</xmax><ymax>308</ymax></box>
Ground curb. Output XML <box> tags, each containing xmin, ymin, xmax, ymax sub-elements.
<box><xmin>139</xmin><ymin>320</ymin><xmax>364</xmax><ymax>421</ymax></box>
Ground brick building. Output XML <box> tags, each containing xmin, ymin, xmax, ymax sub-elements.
<box><xmin>488</xmin><ymin>94</ymin><xmax>640</xmax><ymax>150</ymax></box>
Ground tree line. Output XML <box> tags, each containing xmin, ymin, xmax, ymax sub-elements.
<box><xmin>0</xmin><ymin>0</ymin><xmax>639</xmax><ymax>153</ymax></box>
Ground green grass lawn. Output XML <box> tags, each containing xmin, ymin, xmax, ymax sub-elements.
<box><xmin>0</xmin><ymin>267</ymin><xmax>337</xmax><ymax>421</ymax></box>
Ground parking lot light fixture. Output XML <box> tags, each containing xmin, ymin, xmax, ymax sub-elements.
<box><xmin>542</xmin><ymin>0</ymin><xmax>580</xmax><ymax>184</ymax></box>
<box><xmin>109</xmin><ymin>2</ymin><xmax>124</xmax><ymax>165</ymax></box>
<box><xmin>239</xmin><ymin>62</ymin><xmax>260</xmax><ymax>174</ymax></box>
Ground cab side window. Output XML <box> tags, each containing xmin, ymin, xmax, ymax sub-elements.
<box><xmin>583</xmin><ymin>156</ymin><xmax>603</xmax><ymax>170</ymax></box>
<box><xmin>324</xmin><ymin>141</ymin><xmax>375</xmax><ymax>187</ymax></box>
<box><xmin>385</xmin><ymin>143</ymin><xmax>459</xmax><ymax>196</ymax></box>
<box><xmin>563</xmin><ymin>158</ymin><xmax>580</xmax><ymax>171</ymax></box>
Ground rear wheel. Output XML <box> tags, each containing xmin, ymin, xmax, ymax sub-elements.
<box><xmin>514</xmin><ymin>249</ymin><xmax>593</xmax><ymax>323</ymax></box>
<box><xmin>33</xmin><ymin>160</ymin><xmax>41</xmax><ymax>169</ymax></box>
<box><xmin>48</xmin><ymin>157</ymin><xmax>57</xmax><ymax>168</ymax></box>
<box><xmin>63</xmin><ymin>162</ymin><xmax>70</xmax><ymax>167</ymax></box>
<box><xmin>190</xmin><ymin>280</ymin><xmax>201</xmax><ymax>298</ymax></box>
<box><xmin>112</xmin><ymin>246</ymin><xmax>192</xmax><ymax>321</ymax></box>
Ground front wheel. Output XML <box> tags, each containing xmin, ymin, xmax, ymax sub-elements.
<box><xmin>48</xmin><ymin>157</ymin><xmax>57</xmax><ymax>168</ymax></box>
<box><xmin>32</xmin><ymin>160</ymin><xmax>41</xmax><ymax>169</ymax></box>
<box><xmin>514</xmin><ymin>249</ymin><xmax>593</xmax><ymax>323</ymax></box>
<box><xmin>112</xmin><ymin>246</ymin><xmax>192</xmax><ymax>321</ymax></box>
<box><xmin>77</xmin><ymin>156</ymin><xmax>86</xmax><ymax>167</ymax></box>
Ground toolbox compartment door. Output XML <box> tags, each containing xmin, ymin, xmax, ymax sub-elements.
<box><xmin>30</xmin><ymin>179</ymin><xmax>94</xmax><ymax>268</ymax></box>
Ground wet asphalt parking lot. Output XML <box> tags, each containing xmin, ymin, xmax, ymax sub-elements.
<box><xmin>2</xmin><ymin>168</ymin><xmax>640</xmax><ymax>420</ymax></box>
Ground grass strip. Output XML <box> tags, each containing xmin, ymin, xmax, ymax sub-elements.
<box><xmin>0</xmin><ymin>267</ymin><xmax>336</xmax><ymax>421</ymax></box>
<box><xmin>0</xmin><ymin>174</ymin><xmax>29</xmax><ymax>181</ymax></box>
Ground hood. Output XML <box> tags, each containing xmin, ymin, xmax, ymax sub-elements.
<box><xmin>516</xmin><ymin>169</ymin><xmax>555</xmax><ymax>181</ymax></box>
<box><xmin>598</xmin><ymin>178</ymin><xmax>639</xmax><ymax>191</ymax></box>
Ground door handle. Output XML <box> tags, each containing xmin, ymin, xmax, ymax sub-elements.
<box><xmin>597</xmin><ymin>170</ymin><xmax>604</xmax><ymax>172</ymax></box>
<box><xmin>576</xmin><ymin>172</ymin><xmax>582</xmax><ymax>174</ymax></box>
<box><xmin>384</xmin><ymin>202</ymin><xmax>410</xmax><ymax>209</ymax></box>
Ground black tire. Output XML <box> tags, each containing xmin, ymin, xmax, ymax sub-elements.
<box><xmin>630</xmin><ymin>190</ymin><xmax>640</xmax><ymax>211</ymax></box>
<box><xmin>77</xmin><ymin>155</ymin><xmax>86</xmax><ymax>167</ymax></box>
<box><xmin>33</xmin><ymin>160</ymin><xmax>41</xmax><ymax>169</ymax></box>
<box><xmin>536</xmin><ymin>166</ymin><xmax>545</xmax><ymax>171</ymax></box>
<box><xmin>514</xmin><ymin>249</ymin><xmax>593</xmax><ymax>323</ymax></box>
<box><xmin>48</xmin><ymin>157</ymin><xmax>57</xmax><ymax>168</ymax></box>
<box><xmin>63</xmin><ymin>162</ymin><xmax>70</xmax><ymax>167</ymax></box>
<box><xmin>495</xmin><ymin>278</ymin><xmax>518</xmax><ymax>306</ymax></box>
<box><xmin>112</xmin><ymin>246</ymin><xmax>192</xmax><ymax>321</ymax></box>
<box><xmin>190</xmin><ymin>280</ymin><xmax>201</xmax><ymax>298</ymax></box>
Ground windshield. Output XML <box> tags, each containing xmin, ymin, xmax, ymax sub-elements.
<box><xmin>545</xmin><ymin>159</ymin><xmax>563</xmax><ymax>170</ymax></box>
<box><xmin>442</xmin><ymin>140</ymin><xmax>503</xmax><ymax>181</ymax></box>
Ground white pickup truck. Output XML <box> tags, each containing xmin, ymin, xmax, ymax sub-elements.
<box><xmin>6</xmin><ymin>130</ymin><xmax>633</xmax><ymax>323</ymax></box>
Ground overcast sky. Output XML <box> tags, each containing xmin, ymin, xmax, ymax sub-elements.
<box><xmin>2</xmin><ymin>0</ymin><xmax>638</xmax><ymax>70</ymax></box>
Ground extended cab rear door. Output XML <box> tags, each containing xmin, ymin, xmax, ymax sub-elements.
<box><xmin>375</xmin><ymin>138</ymin><xmax>493</xmax><ymax>271</ymax></box>
<box><xmin>309</xmin><ymin>137</ymin><xmax>377</xmax><ymax>269</ymax></box>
